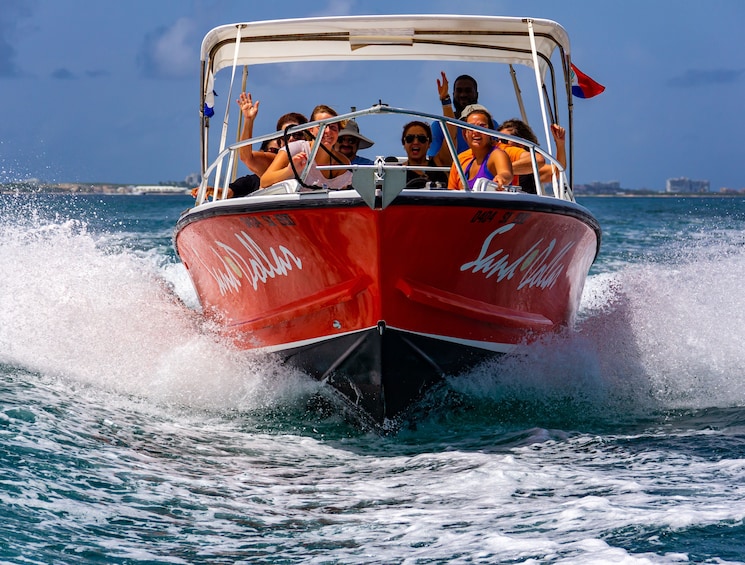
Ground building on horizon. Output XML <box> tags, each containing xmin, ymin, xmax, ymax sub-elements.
<box><xmin>129</xmin><ymin>185</ymin><xmax>190</xmax><ymax>195</ymax></box>
<box><xmin>185</xmin><ymin>172</ymin><xmax>201</xmax><ymax>187</ymax></box>
<box><xmin>666</xmin><ymin>177</ymin><xmax>709</xmax><ymax>193</ymax></box>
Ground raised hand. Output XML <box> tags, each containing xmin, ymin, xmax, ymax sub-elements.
<box><xmin>236</xmin><ymin>92</ymin><xmax>259</xmax><ymax>121</ymax></box>
<box><xmin>436</xmin><ymin>71</ymin><xmax>450</xmax><ymax>100</ymax></box>
<box><xmin>550</xmin><ymin>124</ymin><xmax>566</xmax><ymax>143</ymax></box>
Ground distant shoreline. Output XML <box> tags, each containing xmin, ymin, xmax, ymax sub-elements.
<box><xmin>0</xmin><ymin>183</ymin><xmax>190</xmax><ymax>196</ymax></box>
<box><xmin>0</xmin><ymin>191</ymin><xmax>191</xmax><ymax>196</ymax></box>
<box><xmin>578</xmin><ymin>193</ymin><xmax>745</xmax><ymax>198</ymax></box>
<box><xmin>0</xmin><ymin>190</ymin><xmax>191</xmax><ymax>196</ymax></box>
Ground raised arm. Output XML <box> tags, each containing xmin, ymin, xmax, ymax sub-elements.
<box><xmin>237</xmin><ymin>93</ymin><xmax>276</xmax><ymax>175</ymax></box>
<box><xmin>540</xmin><ymin>124</ymin><xmax>566</xmax><ymax>182</ymax></box>
<box><xmin>433</xmin><ymin>71</ymin><xmax>456</xmax><ymax>166</ymax></box>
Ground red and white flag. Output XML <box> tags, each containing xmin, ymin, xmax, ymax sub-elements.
<box><xmin>571</xmin><ymin>63</ymin><xmax>605</xmax><ymax>99</ymax></box>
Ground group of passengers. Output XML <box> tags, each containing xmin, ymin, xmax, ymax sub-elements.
<box><xmin>199</xmin><ymin>72</ymin><xmax>567</xmax><ymax>199</ymax></box>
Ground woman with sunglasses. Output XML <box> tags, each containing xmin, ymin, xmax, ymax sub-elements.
<box><xmin>236</xmin><ymin>92</ymin><xmax>308</xmax><ymax>176</ymax></box>
<box><xmin>261</xmin><ymin>104</ymin><xmax>352</xmax><ymax>190</ymax></box>
<box><xmin>400</xmin><ymin>121</ymin><xmax>449</xmax><ymax>189</ymax></box>
<box><xmin>447</xmin><ymin>105</ymin><xmax>512</xmax><ymax>190</ymax></box>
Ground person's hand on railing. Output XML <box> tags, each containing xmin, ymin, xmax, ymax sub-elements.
<box><xmin>191</xmin><ymin>186</ymin><xmax>234</xmax><ymax>200</ymax></box>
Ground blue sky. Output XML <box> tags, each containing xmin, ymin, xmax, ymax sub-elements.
<box><xmin>1</xmin><ymin>0</ymin><xmax>744</xmax><ymax>191</ymax></box>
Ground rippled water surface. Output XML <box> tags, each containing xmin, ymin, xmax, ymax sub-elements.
<box><xmin>2</xmin><ymin>193</ymin><xmax>745</xmax><ymax>563</ymax></box>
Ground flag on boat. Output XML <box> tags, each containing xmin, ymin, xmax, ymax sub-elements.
<box><xmin>203</xmin><ymin>71</ymin><xmax>216</xmax><ymax>117</ymax></box>
<box><xmin>570</xmin><ymin>63</ymin><xmax>605</xmax><ymax>98</ymax></box>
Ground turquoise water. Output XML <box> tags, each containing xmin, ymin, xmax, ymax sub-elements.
<box><xmin>2</xmin><ymin>193</ymin><xmax>745</xmax><ymax>563</ymax></box>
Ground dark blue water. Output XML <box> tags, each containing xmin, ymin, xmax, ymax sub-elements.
<box><xmin>2</xmin><ymin>193</ymin><xmax>745</xmax><ymax>563</ymax></box>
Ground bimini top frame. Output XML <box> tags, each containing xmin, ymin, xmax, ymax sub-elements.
<box><xmin>198</xmin><ymin>14</ymin><xmax>575</xmax><ymax>190</ymax></box>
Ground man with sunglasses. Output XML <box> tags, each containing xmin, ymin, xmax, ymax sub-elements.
<box><xmin>334</xmin><ymin>120</ymin><xmax>375</xmax><ymax>165</ymax></box>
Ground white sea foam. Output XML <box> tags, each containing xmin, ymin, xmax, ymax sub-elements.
<box><xmin>448</xmin><ymin>240</ymin><xmax>745</xmax><ymax>419</ymax></box>
<box><xmin>579</xmin><ymin>245</ymin><xmax>745</xmax><ymax>409</ymax></box>
<box><xmin>2</xmin><ymin>201</ymin><xmax>744</xmax><ymax>423</ymax></box>
<box><xmin>0</xmin><ymin>206</ymin><xmax>318</xmax><ymax>415</ymax></box>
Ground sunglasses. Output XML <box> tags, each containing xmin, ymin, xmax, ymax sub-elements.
<box><xmin>267</xmin><ymin>147</ymin><xmax>280</xmax><ymax>154</ymax></box>
<box><xmin>280</xmin><ymin>123</ymin><xmax>304</xmax><ymax>141</ymax></box>
<box><xmin>404</xmin><ymin>134</ymin><xmax>429</xmax><ymax>144</ymax></box>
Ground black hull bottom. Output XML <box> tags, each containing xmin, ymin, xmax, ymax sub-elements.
<box><xmin>279</xmin><ymin>328</ymin><xmax>497</xmax><ymax>426</ymax></box>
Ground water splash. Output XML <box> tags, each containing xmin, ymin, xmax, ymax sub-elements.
<box><xmin>445</xmin><ymin>238</ymin><xmax>745</xmax><ymax>428</ymax></box>
<box><xmin>583</xmin><ymin>250</ymin><xmax>745</xmax><ymax>409</ymax></box>
<box><xmin>0</xmin><ymin>197</ymin><xmax>320</xmax><ymax>419</ymax></box>
<box><xmin>2</xmin><ymin>196</ymin><xmax>744</xmax><ymax>431</ymax></box>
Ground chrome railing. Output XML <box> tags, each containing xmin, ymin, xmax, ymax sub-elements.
<box><xmin>194</xmin><ymin>104</ymin><xmax>570</xmax><ymax>206</ymax></box>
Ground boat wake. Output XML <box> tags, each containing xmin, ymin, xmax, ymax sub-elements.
<box><xmin>0</xmin><ymin>201</ymin><xmax>324</xmax><ymax>426</ymax></box>
<box><xmin>442</xmin><ymin>241</ymin><xmax>745</xmax><ymax>429</ymax></box>
<box><xmin>582</xmin><ymin>244</ymin><xmax>745</xmax><ymax>406</ymax></box>
<box><xmin>1</xmin><ymin>203</ymin><xmax>744</xmax><ymax>432</ymax></box>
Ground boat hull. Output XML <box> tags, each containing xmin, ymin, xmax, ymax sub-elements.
<box><xmin>279</xmin><ymin>325</ymin><xmax>498</xmax><ymax>425</ymax></box>
<box><xmin>174</xmin><ymin>191</ymin><xmax>600</xmax><ymax>423</ymax></box>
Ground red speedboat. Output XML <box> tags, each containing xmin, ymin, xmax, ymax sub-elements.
<box><xmin>175</xmin><ymin>15</ymin><xmax>601</xmax><ymax>427</ymax></box>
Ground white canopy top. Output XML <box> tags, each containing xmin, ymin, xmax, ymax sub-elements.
<box><xmin>198</xmin><ymin>14</ymin><xmax>576</xmax><ymax>193</ymax></box>
<box><xmin>201</xmin><ymin>14</ymin><xmax>571</xmax><ymax>78</ymax></box>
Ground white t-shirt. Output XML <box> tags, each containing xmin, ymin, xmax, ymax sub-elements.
<box><xmin>288</xmin><ymin>140</ymin><xmax>352</xmax><ymax>189</ymax></box>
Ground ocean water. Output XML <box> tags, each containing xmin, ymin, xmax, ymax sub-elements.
<box><xmin>2</xmin><ymin>192</ymin><xmax>745</xmax><ymax>564</ymax></box>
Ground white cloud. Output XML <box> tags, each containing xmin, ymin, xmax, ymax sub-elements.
<box><xmin>138</xmin><ymin>17</ymin><xmax>197</xmax><ymax>79</ymax></box>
